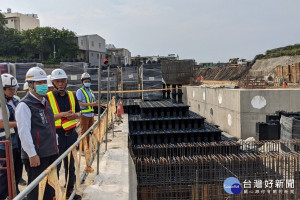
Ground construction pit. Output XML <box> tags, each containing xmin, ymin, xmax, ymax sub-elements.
<box><xmin>7</xmin><ymin>59</ymin><xmax>300</xmax><ymax>200</ymax></box>
<box><xmin>82</xmin><ymin>88</ymin><xmax>300</xmax><ymax>199</ymax></box>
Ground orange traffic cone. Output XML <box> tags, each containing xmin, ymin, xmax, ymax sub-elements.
<box><xmin>117</xmin><ymin>100</ymin><xmax>124</xmax><ymax>117</ymax></box>
<box><xmin>263</xmin><ymin>82</ymin><xmax>266</xmax><ymax>89</ymax></box>
<box><xmin>282</xmin><ymin>82</ymin><xmax>286</xmax><ymax>89</ymax></box>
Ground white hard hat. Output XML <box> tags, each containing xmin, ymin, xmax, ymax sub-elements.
<box><xmin>47</xmin><ymin>75</ymin><xmax>53</xmax><ymax>87</ymax></box>
<box><xmin>25</xmin><ymin>67</ymin><xmax>47</xmax><ymax>82</ymax></box>
<box><xmin>50</xmin><ymin>69</ymin><xmax>67</xmax><ymax>80</ymax></box>
<box><xmin>81</xmin><ymin>72</ymin><xmax>91</xmax><ymax>81</ymax></box>
<box><xmin>1</xmin><ymin>73</ymin><xmax>18</xmax><ymax>88</ymax></box>
<box><xmin>23</xmin><ymin>82</ymin><xmax>29</xmax><ymax>90</ymax></box>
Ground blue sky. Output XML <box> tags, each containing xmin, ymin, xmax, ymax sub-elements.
<box><xmin>1</xmin><ymin>0</ymin><xmax>300</xmax><ymax>62</ymax></box>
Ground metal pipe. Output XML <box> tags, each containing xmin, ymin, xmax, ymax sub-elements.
<box><xmin>14</xmin><ymin>110</ymin><xmax>108</xmax><ymax>200</ymax></box>
<box><xmin>97</xmin><ymin>53</ymin><xmax>102</xmax><ymax>175</ymax></box>
<box><xmin>105</xmin><ymin>65</ymin><xmax>110</xmax><ymax>151</ymax></box>
<box><xmin>0</xmin><ymin>72</ymin><xmax>16</xmax><ymax>197</ymax></box>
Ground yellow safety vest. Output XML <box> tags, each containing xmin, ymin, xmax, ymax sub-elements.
<box><xmin>46</xmin><ymin>91</ymin><xmax>77</xmax><ymax>131</ymax></box>
<box><xmin>80</xmin><ymin>88</ymin><xmax>94</xmax><ymax>113</ymax></box>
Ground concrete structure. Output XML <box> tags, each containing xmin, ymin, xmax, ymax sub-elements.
<box><xmin>183</xmin><ymin>86</ymin><xmax>300</xmax><ymax>139</ymax></box>
<box><xmin>3</xmin><ymin>9</ymin><xmax>40</xmax><ymax>31</ymax></box>
<box><xmin>77</xmin><ymin>34</ymin><xmax>106</xmax><ymax>66</ymax></box>
<box><xmin>107</xmin><ymin>48</ymin><xmax>131</xmax><ymax>65</ymax></box>
<box><xmin>82</xmin><ymin>114</ymin><xmax>137</xmax><ymax>200</ymax></box>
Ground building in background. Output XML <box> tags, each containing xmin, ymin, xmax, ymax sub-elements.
<box><xmin>3</xmin><ymin>8</ymin><xmax>40</xmax><ymax>31</ymax></box>
<box><xmin>107</xmin><ymin>46</ymin><xmax>131</xmax><ymax>65</ymax></box>
<box><xmin>131</xmin><ymin>54</ymin><xmax>179</xmax><ymax>65</ymax></box>
<box><xmin>77</xmin><ymin>34</ymin><xmax>106</xmax><ymax>66</ymax></box>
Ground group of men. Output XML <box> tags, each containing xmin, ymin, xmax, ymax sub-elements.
<box><xmin>0</xmin><ymin>67</ymin><xmax>98</xmax><ymax>200</ymax></box>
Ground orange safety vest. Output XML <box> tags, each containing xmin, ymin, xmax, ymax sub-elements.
<box><xmin>46</xmin><ymin>91</ymin><xmax>77</xmax><ymax>131</ymax></box>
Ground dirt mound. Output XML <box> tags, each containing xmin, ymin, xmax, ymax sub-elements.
<box><xmin>194</xmin><ymin>66</ymin><xmax>249</xmax><ymax>81</ymax></box>
<box><xmin>249</xmin><ymin>55</ymin><xmax>300</xmax><ymax>76</ymax></box>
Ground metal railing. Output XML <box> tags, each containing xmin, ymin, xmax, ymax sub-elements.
<box><xmin>14</xmin><ymin>99</ymin><xmax>116</xmax><ymax>200</ymax></box>
<box><xmin>0</xmin><ymin>140</ymin><xmax>15</xmax><ymax>200</ymax></box>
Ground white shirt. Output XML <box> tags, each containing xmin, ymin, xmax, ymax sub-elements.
<box><xmin>15</xmin><ymin>92</ymin><xmax>47</xmax><ymax>158</ymax></box>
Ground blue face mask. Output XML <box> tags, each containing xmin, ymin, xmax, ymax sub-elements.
<box><xmin>84</xmin><ymin>83</ymin><xmax>91</xmax><ymax>88</ymax></box>
<box><xmin>36</xmin><ymin>84</ymin><xmax>48</xmax><ymax>96</ymax></box>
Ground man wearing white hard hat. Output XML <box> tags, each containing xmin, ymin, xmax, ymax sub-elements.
<box><xmin>15</xmin><ymin>67</ymin><xmax>59</xmax><ymax>200</ymax></box>
<box><xmin>47</xmin><ymin>75</ymin><xmax>54</xmax><ymax>92</ymax></box>
<box><xmin>76</xmin><ymin>72</ymin><xmax>98</xmax><ymax>153</ymax></box>
<box><xmin>0</xmin><ymin>74</ymin><xmax>23</xmax><ymax>199</ymax></box>
<box><xmin>46</xmin><ymin>68</ymin><xmax>81</xmax><ymax>200</ymax></box>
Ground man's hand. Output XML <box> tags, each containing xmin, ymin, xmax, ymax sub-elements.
<box><xmin>92</xmin><ymin>100</ymin><xmax>99</xmax><ymax>106</ymax></box>
<box><xmin>65</xmin><ymin>111</ymin><xmax>78</xmax><ymax>120</ymax></box>
<box><xmin>29</xmin><ymin>155</ymin><xmax>40</xmax><ymax>167</ymax></box>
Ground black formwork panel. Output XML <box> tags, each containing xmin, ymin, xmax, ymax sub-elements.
<box><xmin>123</xmin><ymin>82</ymin><xmax>140</xmax><ymax>99</ymax></box>
<box><xmin>129</xmin><ymin>122</ymin><xmax>222</xmax><ymax>145</ymax></box>
<box><xmin>142</xmin><ymin>81</ymin><xmax>163</xmax><ymax>100</ymax></box>
<box><xmin>60</xmin><ymin>62</ymin><xmax>86</xmax><ymax>75</ymax></box>
<box><xmin>123</xmin><ymin>99</ymin><xmax>140</xmax><ymax>114</ymax></box>
<box><xmin>142</xmin><ymin>63</ymin><xmax>163</xmax><ymax>101</ymax></box>
<box><xmin>67</xmin><ymin>84</ymin><xmax>82</xmax><ymax>92</ymax></box>
<box><xmin>100</xmin><ymin>79</ymin><xmax>118</xmax><ymax>99</ymax></box>
<box><xmin>132</xmin><ymin>142</ymin><xmax>242</xmax><ymax>158</ymax></box>
<box><xmin>142</xmin><ymin>63</ymin><xmax>163</xmax><ymax>80</ymax></box>
<box><xmin>129</xmin><ymin>112</ymin><xmax>205</xmax><ymax>133</ymax></box>
<box><xmin>138</xmin><ymin>101</ymin><xmax>190</xmax><ymax>118</ymax></box>
<box><xmin>256</xmin><ymin>122</ymin><xmax>280</xmax><ymax>140</ymax></box>
<box><xmin>122</xmin><ymin>66</ymin><xmax>139</xmax><ymax>99</ymax></box>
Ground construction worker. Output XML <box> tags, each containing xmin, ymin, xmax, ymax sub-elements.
<box><xmin>76</xmin><ymin>73</ymin><xmax>98</xmax><ymax>151</ymax></box>
<box><xmin>47</xmin><ymin>75</ymin><xmax>54</xmax><ymax>91</ymax></box>
<box><xmin>23</xmin><ymin>82</ymin><xmax>29</xmax><ymax>91</ymax></box>
<box><xmin>46</xmin><ymin>69</ymin><xmax>81</xmax><ymax>200</ymax></box>
<box><xmin>15</xmin><ymin>67</ymin><xmax>59</xmax><ymax>200</ymax></box>
<box><xmin>0</xmin><ymin>74</ymin><xmax>23</xmax><ymax>200</ymax></box>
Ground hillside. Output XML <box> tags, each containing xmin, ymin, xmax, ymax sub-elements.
<box><xmin>248</xmin><ymin>55</ymin><xmax>300</xmax><ymax>76</ymax></box>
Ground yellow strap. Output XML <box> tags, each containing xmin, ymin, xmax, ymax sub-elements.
<box><xmin>62</xmin><ymin>120</ymin><xmax>76</xmax><ymax>128</ymax></box>
<box><xmin>47</xmin><ymin>92</ymin><xmax>59</xmax><ymax>114</ymax></box>
<box><xmin>79</xmin><ymin>88</ymin><xmax>94</xmax><ymax>113</ymax></box>
<box><xmin>47</xmin><ymin>92</ymin><xmax>62</xmax><ymax>127</ymax></box>
<box><xmin>68</xmin><ymin>91</ymin><xmax>76</xmax><ymax>112</ymax></box>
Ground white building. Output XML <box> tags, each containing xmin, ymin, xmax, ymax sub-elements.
<box><xmin>3</xmin><ymin>8</ymin><xmax>40</xmax><ymax>31</ymax></box>
<box><xmin>77</xmin><ymin>34</ymin><xmax>106</xmax><ymax>66</ymax></box>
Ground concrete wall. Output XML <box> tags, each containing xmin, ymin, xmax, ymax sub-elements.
<box><xmin>183</xmin><ymin>86</ymin><xmax>300</xmax><ymax>139</ymax></box>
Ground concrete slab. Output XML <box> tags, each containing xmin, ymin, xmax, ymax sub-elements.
<box><xmin>82</xmin><ymin>115</ymin><xmax>137</xmax><ymax>200</ymax></box>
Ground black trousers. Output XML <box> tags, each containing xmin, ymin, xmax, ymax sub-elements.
<box><xmin>23</xmin><ymin>154</ymin><xmax>58</xmax><ymax>200</ymax></box>
<box><xmin>57</xmin><ymin>131</ymin><xmax>77</xmax><ymax>192</ymax></box>
<box><xmin>0</xmin><ymin>148</ymin><xmax>23</xmax><ymax>200</ymax></box>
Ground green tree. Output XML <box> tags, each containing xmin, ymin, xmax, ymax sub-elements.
<box><xmin>22</xmin><ymin>27</ymin><xmax>79</xmax><ymax>62</ymax></box>
<box><xmin>0</xmin><ymin>13</ymin><xmax>24</xmax><ymax>57</ymax></box>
